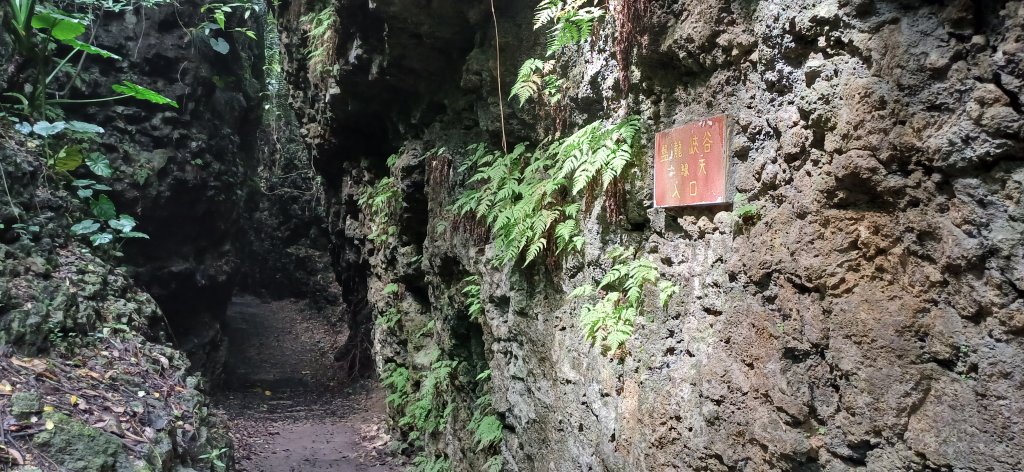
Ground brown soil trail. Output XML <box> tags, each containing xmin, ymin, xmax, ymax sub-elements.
<box><xmin>214</xmin><ymin>296</ymin><xmax>403</xmax><ymax>472</ymax></box>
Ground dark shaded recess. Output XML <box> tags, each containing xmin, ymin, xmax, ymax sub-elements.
<box><xmin>309</xmin><ymin>0</ymin><xmax>481</xmax><ymax>180</ymax></box>
<box><xmin>330</xmin><ymin>221</ymin><xmax>375</xmax><ymax>375</ymax></box>
<box><xmin>307</xmin><ymin>0</ymin><xmax>490</xmax><ymax>375</ymax></box>
<box><xmin>51</xmin><ymin>1</ymin><xmax>266</xmax><ymax>378</ymax></box>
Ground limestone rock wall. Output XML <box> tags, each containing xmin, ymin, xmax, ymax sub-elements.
<box><xmin>56</xmin><ymin>1</ymin><xmax>265</xmax><ymax>373</ymax></box>
<box><xmin>277</xmin><ymin>0</ymin><xmax>1023</xmax><ymax>470</ymax></box>
<box><xmin>0</xmin><ymin>134</ymin><xmax>233</xmax><ymax>472</ymax></box>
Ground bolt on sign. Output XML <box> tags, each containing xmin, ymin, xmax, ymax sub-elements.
<box><xmin>653</xmin><ymin>114</ymin><xmax>732</xmax><ymax>207</ymax></box>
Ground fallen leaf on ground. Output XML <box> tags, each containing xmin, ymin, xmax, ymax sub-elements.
<box><xmin>11</xmin><ymin>357</ymin><xmax>47</xmax><ymax>373</ymax></box>
<box><xmin>0</xmin><ymin>445</ymin><xmax>24</xmax><ymax>464</ymax></box>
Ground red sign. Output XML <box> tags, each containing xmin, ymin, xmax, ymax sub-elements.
<box><xmin>653</xmin><ymin>115</ymin><xmax>731</xmax><ymax>207</ymax></box>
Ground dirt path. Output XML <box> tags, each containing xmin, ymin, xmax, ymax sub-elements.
<box><xmin>214</xmin><ymin>296</ymin><xmax>403</xmax><ymax>472</ymax></box>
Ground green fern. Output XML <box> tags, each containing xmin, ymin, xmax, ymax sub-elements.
<box><xmin>453</xmin><ymin>118</ymin><xmax>641</xmax><ymax>267</ymax></box>
<box><xmin>732</xmin><ymin>192</ymin><xmax>759</xmax><ymax>221</ymax></box>
<box><xmin>411</xmin><ymin>455</ymin><xmax>451</xmax><ymax>472</ymax></box>
<box><xmin>473</xmin><ymin>415</ymin><xmax>503</xmax><ymax>451</ymax></box>
<box><xmin>544</xmin><ymin>6</ymin><xmax>603</xmax><ymax>55</ymax></box>
<box><xmin>509</xmin><ymin>59</ymin><xmax>562</xmax><ymax>106</ymax></box>
<box><xmin>574</xmin><ymin>246</ymin><xmax>678</xmax><ymax>357</ymax></box>
<box><xmin>533</xmin><ymin>0</ymin><xmax>604</xmax><ymax>54</ymax></box>
<box><xmin>512</xmin><ymin>0</ymin><xmax>604</xmax><ymax>107</ymax></box>
<box><xmin>302</xmin><ymin>6</ymin><xmax>338</xmax><ymax>82</ymax></box>
<box><xmin>382</xmin><ymin>364</ymin><xmax>410</xmax><ymax>408</ymax></box>
<box><xmin>398</xmin><ymin>359</ymin><xmax>459</xmax><ymax>442</ymax></box>
<box><xmin>555</xmin><ymin>116</ymin><xmax>642</xmax><ymax>195</ymax></box>
<box><xmin>462</xmin><ymin>276</ymin><xmax>483</xmax><ymax>320</ymax></box>
<box><xmin>376</xmin><ymin>307</ymin><xmax>401</xmax><ymax>328</ymax></box>
<box><xmin>510</xmin><ymin>59</ymin><xmax>544</xmax><ymax>106</ymax></box>
<box><xmin>484</xmin><ymin>455</ymin><xmax>503</xmax><ymax>472</ymax></box>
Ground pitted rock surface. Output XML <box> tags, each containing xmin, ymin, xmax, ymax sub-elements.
<box><xmin>281</xmin><ymin>0</ymin><xmax>1023</xmax><ymax>470</ymax></box>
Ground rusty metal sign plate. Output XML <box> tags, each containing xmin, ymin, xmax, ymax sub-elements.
<box><xmin>653</xmin><ymin>114</ymin><xmax>732</xmax><ymax>207</ymax></box>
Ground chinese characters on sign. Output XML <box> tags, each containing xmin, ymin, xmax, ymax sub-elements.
<box><xmin>653</xmin><ymin>114</ymin><xmax>731</xmax><ymax>207</ymax></box>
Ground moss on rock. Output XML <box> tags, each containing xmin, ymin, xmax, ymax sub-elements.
<box><xmin>32</xmin><ymin>413</ymin><xmax>133</xmax><ymax>472</ymax></box>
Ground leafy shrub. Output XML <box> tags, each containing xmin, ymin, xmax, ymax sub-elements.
<box><xmin>199</xmin><ymin>0</ymin><xmax>260</xmax><ymax>55</ymax></box>
<box><xmin>4</xmin><ymin>3</ymin><xmax>177</xmax><ymax>117</ymax></box>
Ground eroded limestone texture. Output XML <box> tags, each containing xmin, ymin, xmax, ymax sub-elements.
<box><xmin>276</xmin><ymin>0</ymin><xmax>1023</xmax><ymax>470</ymax></box>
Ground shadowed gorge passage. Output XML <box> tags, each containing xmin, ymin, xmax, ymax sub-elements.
<box><xmin>216</xmin><ymin>296</ymin><xmax>402</xmax><ymax>471</ymax></box>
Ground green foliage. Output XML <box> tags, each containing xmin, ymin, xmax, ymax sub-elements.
<box><xmin>472</xmin><ymin>415</ymin><xmax>503</xmax><ymax>451</ymax></box>
<box><xmin>302</xmin><ymin>6</ymin><xmax>338</xmax><ymax>82</ymax></box>
<box><xmin>511</xmin><ymin>0</ymin><xmax>605</xmax><ymax>106</ymax></box>
<box><xmin>357</xmin><ymin>175</ymin><xmax>401</xmax><ymax>245</ymax></box>
<box><xmin>7</xmin><ymin>0</ymin><xmax>35</xmax><ymax>40</ymax></box>
<box><xmin>452</xmin><ymin>117</ymin><xmax>641</xmax><ymax>267</ymax></box>
<box><xmin>198</xmin><ymin>447</ymin><xmax>229</xmax><ymax>471</ymax></box>
<box><xmin>462</xmin><ymin>275</ymin><xmax>483</xmax><ymax>320</ymax></box>
<box><xmin>411</xmin><ymin>455</ymin><xmax>450</xmax><ymax>472</ymax></box>
<box><xmin>70</xmin><ymin>201</ymin><xmax>149</xmax><ymax>247</ymax></box>
<box><xmin>383</xmin><ymin>355</ymin><xmax>471</xmax><ymax>471</ymax></box>
<box><xmin>732</xmin><ymin>192</ymin><xmax>758</xmax><ymax>221</ymax></box>
<box><xmin>571</xmin><ymin>246</ymin><xmax>677</xmax><ymax>357</ymax></box>
<box><xmin>200</xmin><ymin>0</ymin><xmax>260</xmax><ymax>53</ymax></box>
<box><xmin>535</xmin><ymin>0</ymin><xmax>604</xmax><ymax>55</ymax></box>
<box><xmin>109</xmin><ymin>82</ymin><xmax>179</xmax><ymax>108</ymax></box>
<box><xmin>508</xmin><ymin>58</ymin><xmax>560</xmax><ymax>106</ymax></box>
<box><xmin>70</xmin><ymin>176</ymin><xmax>149</xmax><ymax>248</ymax></box>
<box><xmin>554</xmin><ymin>117</ymin><xmax>641</xmax><ymax>195</ymax></box>
<box><xmin>2</xmin><ymin>2</ymin><xmax>178</xmax><ymax>117</ymax></box>
<box><xmin>376</xmin><ymin>307</ymin><xmax>400</xmax><ymax>328</ymax></box>
<box><xmin>382</xmin><ymin>364</ymin><xmax>410</xmax><ymax>409</ymax></box>
<box><xmin>398</xmin><ymin>359</ymin><xmax>458</xmax><ymax>439</ymax></box>
<box><xmin>12</xmin><ymin>114</ymin><xmax>149</xmax><ymax>247</ymax></box>
<box><xmin>467</xmin><ymin>372</ymin><xmax>504</xmax><ymax>464</ymax></box>
<box><xmin>85</xmin><ymin>151</ymin><xmax>112</xmax><ymax>177</ymax></box>
<box><xmin>30</xmin><ymin>9</ymin><xmax>85</xmax><ymax>40</ymax></box>
<box><xmin>484</xmin><ymin>455</ymin><xmax>503</xmax><ymax>472</ymax></box>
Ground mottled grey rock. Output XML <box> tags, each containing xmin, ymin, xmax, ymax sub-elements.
<box><xmin>276</xmin><ymin>0</ymin><xmax>1024</xmax><ymax>470</ymax></box>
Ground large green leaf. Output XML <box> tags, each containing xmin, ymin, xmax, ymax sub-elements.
<box><xmin>32</xmin><ymin>120</ymin><xmax>65</xmax><ymax>136</ymax></box>
<box><xmin>111</xmin><ymin>82</ymin><xmax>178</xmax><ymax>108</ymax></box>
<box><xmin>70</xmin><ymin>219</ymin><xmax>99</xmax><ymax>235</ymax></box>
<box><xmin>108</xmin><ymin>214</ymin><xmax>136</xmax><ymax>233</ymax></box>
<box><xmin>209</xmin><ymin>37</ymin><xmax>230</xmax><ymax>54</ymax></box>
<box><xmin>85</xmin><ymin>152</ymin><xmax>112</xmax><ymax>177</ymax></box>
<box><xmin>59</xmin><ymin>38</ymin><xmax>121</xmax><ymax>59</ymax></box>
<box><xmin>31</xmin><ymin>11</ymin><xmax>85</xmax><ymax>40</ymax></box>
<box><xmin>89</xmin><ymin>232</ymin><xmax>114</xmax><ymax>246</ymax></box>
<box><xmin>65</xmin><ymin>120</ymin><xmax>104</xmax><ymax>134</ymax></box>
<box><xmin>54</xmin><ymin>145</ymin><xmax>83</xmax><ymax>171</ymax></box>
<box><xmin>90</xmin><ymin>195</ymin><xmax>116</xmax><ymax>220</ymax></box>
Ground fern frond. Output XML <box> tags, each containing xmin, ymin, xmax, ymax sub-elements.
<box><xmin>474</xmin><ymin>415</ymin><xmax>504</xmax><ymax>451</ymax></box>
